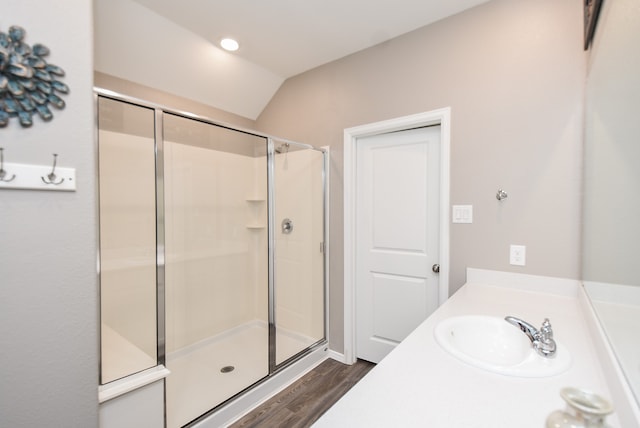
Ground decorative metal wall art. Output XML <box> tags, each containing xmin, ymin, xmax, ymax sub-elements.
<box><xmin>0</xmin><ymin>26</ymin><xmax>68</xmax><ymax>127</ymax></box>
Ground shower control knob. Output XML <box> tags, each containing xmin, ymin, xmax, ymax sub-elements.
<box><xmin>281</xmin><ymin>218</ymin><xmax>293</xmax><ymax>234</ymax></box>
<box><xmin>432</xmin><ymin>264</ymin><xmax>440</xmax><ymax>273</ymax></box>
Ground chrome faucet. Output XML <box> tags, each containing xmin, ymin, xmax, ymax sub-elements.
<box><xmin>504</xmin><ymin>316</ymin><xmax>557</xmax><ymax>358</ymax></box>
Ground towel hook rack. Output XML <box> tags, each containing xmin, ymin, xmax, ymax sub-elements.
<box><xmin>41</xmin><ymin>153</ymin><xmax>65</xmax><ymax>185</ymax></box>
<box><xmin>0</xmin><ymin>148</ymin><xmax>16</xmax><ymax>182</ymax></box>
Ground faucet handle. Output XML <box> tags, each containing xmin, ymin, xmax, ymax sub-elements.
<box><xmin>535</xmin><ymin>318</ymin><xmax>557</xmax><ymax>357</ymax></box>
<box><xmin>538</xmin><ymin>318</ymin><xmax>553</xmax><ymax>341</ymax></box>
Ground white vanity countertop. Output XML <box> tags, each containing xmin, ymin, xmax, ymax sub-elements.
<box><xmin>315</xmin><ymin>269</ymin><xmax>622</xmax><ymax>428</ymax></box>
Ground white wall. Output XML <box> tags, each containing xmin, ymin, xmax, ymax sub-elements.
<box><xmin>256</xmin><ymin>0</ymin><xmax>586</xmax><ymax>353</ymax></box>
<box><xmin>0</xmin><ymin>1</ymin><xmax>98</xmax><ymax>426</ymax></box>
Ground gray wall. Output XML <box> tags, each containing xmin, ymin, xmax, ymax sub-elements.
<box><xmin>0</xmin><ymin>1</ymin><xmax>98</xmax><ymax>426</ymax></box>
<box><xmin>255</xmin><ymin>0</ymin><xmax>586</xmax><ymax>354</ymax></box>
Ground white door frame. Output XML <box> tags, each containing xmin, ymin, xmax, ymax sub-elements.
<box><xmin>343</xmin><ymin>108</ymin><xmax>451</xmax><ymax>365</ymax></box>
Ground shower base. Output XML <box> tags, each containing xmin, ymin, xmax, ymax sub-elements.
<box><xmin>166</xmin><ymin>321</ymin><xmax>316</xmax><ymax>428</ymax></box>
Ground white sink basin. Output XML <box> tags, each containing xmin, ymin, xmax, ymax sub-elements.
<box><xmin>434</xmin><ymin>315</ymin><xmax>571</xmax><ymax>377</ymax></box>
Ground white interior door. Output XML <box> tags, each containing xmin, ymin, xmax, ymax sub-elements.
<box><xmin>356</xmin><ymin>126</ymin><xmax>441</xmax><ymax>363</ymax></box>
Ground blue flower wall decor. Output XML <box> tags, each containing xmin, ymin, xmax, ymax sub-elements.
<box><xmin>0</xmin><ymin>26</ymin><xmax>68</xmax><ymax>127</ymax></box>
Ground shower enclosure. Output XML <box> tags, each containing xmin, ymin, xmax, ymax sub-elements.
<box><xmin>96</xmin><ymin>92</ymin><xmax>327</xmax><ymax>427</ymax></box>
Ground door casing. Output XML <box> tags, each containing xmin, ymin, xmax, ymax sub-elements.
<box><xmin>343</xmin><ymin>108</ymin><xmax>451</xmax><ymax>365</ymax></box>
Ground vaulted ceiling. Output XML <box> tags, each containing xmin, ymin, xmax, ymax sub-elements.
<box><xmin>94</xmin><ymin>0</ymin><xmax>491</xmax><ymax>120</ymax></box>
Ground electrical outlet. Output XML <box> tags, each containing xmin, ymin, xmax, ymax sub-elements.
<box><xmin>510</xmin><ymin>245</ymin><xmax>526</xmax><ymax>266</ymax></box>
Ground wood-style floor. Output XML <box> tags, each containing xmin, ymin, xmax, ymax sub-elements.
<box><xmin>229</xmin><ymin>358</ymin><xmax>375</xmax><ymax>428</ymax></box>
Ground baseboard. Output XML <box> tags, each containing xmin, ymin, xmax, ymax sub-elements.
<box><xmin>328</xmin><ymin>349</ymin><xmax>348</xmax><ymax>364</ymax></box>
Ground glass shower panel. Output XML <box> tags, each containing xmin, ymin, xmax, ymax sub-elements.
<box><xmin>273</xmin><ymin>142</ymin><xmax>325</xmax><ymax>365</ymax></box>
<box><xmin>163</xmin><ymin>114</ymin><xmax>269</xmax><ymax>428</ymax></box>
<box><xmin>97</xmin><ymin>97</ymin><xmax>158</xmax><ymax>384</ymax></box>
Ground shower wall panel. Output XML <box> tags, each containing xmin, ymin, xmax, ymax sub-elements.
<box><xmin>274</xmin><ymin>147</ymin><xmax>325</xmax><ymax>364</ymax></box>
<box><xmin>250</xmin><ymin>156</ymin><xmax>269</xmax><ymax>324</ymax></box>
<box><xmin>164</xmin><ymin>141</ymin><xmax>267</xmax><ymax>352</ymax></box>
<box><xmin>99</xmin><ymin>130</ymin><xmax>157</xmax><ymax>357</ymax></box>
<box><xmin>98</xmin><ymin>95</ymin><xmax>158</xmax><ymax>385</ymax></box>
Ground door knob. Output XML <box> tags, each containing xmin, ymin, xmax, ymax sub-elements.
<box><xmin>432</xmin><ymin>264</ymin><xmax>440</xmax><ymax>273</ymax></box>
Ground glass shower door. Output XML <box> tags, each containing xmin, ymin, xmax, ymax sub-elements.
<box><xmin>163</xmin><ymin>114</ymin><xmax>269</xmax><ymax>428</ymax></box>
<box><xmin>272</xmin><ymin>141</ymin><xmax>326</xmax><ymax>365</ymax></box>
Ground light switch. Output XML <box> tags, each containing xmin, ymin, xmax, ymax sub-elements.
<box><xmin>452</xmin><ymin>205</ymin><xmax>473</xmax><ymax>224</ymax></box>
<box><xmin>510</xmin><ymin>245</ymin><xmax>526</xmax><ymax>266</ymax></box>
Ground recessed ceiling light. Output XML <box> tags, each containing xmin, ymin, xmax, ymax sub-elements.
<box><xmin>220</xmin><ymin>38</ymin><xmax>239</xmax><ymax>52</ymax></box>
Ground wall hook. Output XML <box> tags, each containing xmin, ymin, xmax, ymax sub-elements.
<box><xmin>496</xmin><ymin>189</ymin><xmax>508</xmax><ymax>201</ymax></box>
<box><xmin>41</xmin><ymin>153</ymin><xmax>65</xmax><ymax>185</ymax></box>
<box><xmin>0</xmin><ymin>148</ymin><xmax>16</xmax><ymax>182</ymax></box>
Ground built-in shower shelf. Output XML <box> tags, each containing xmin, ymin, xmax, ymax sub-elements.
<box><xmin>246</xmin><ymin>197</ymin><xmax>266</xmax><ymax>230</ymax></box>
